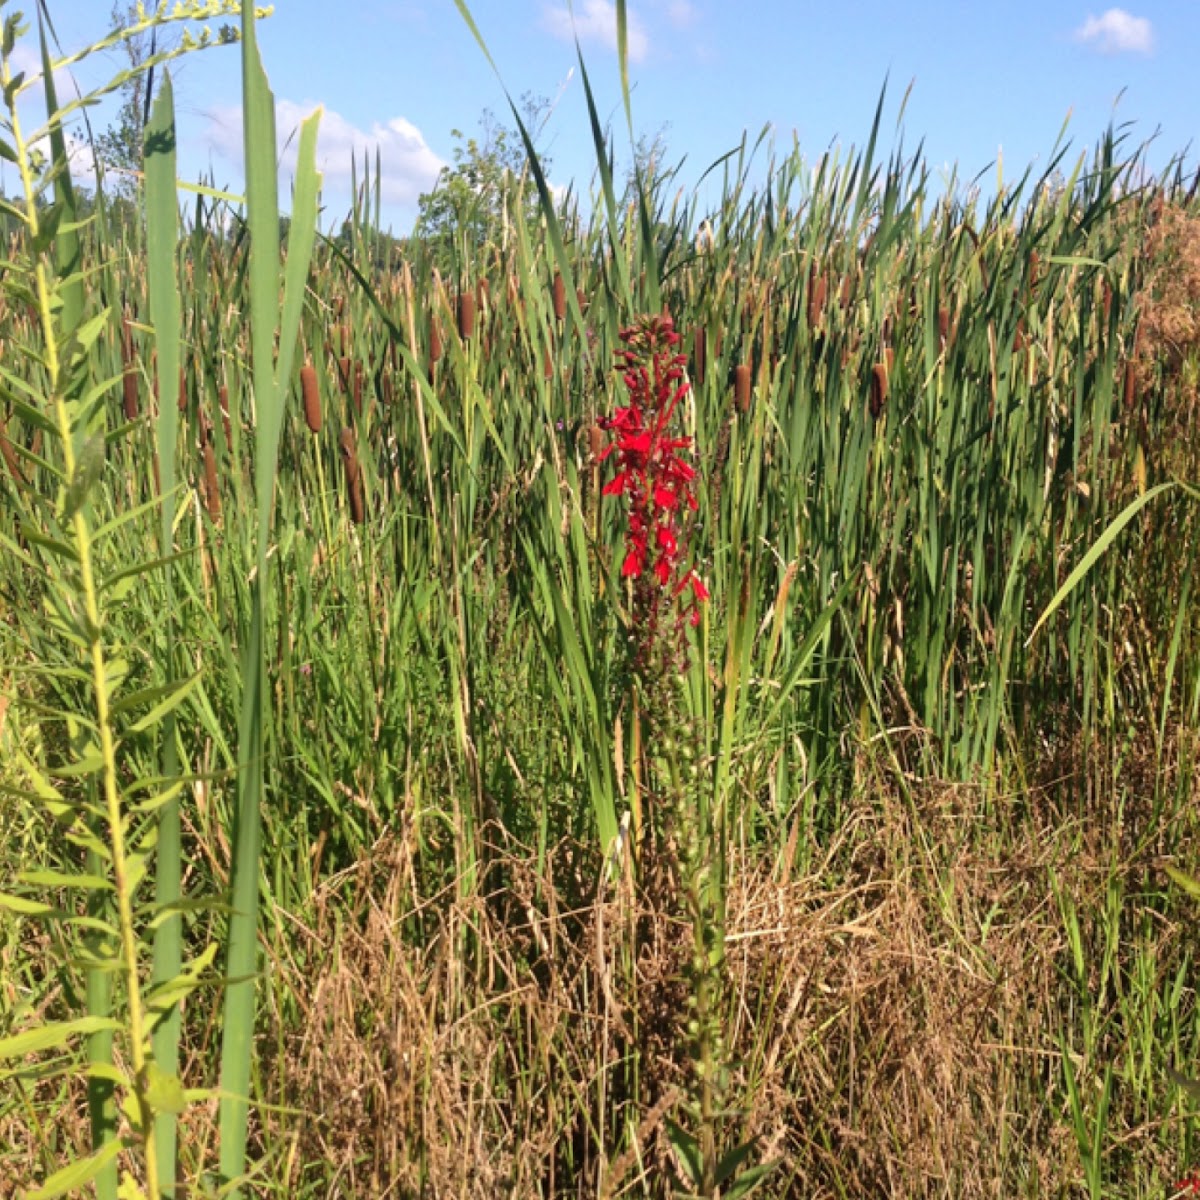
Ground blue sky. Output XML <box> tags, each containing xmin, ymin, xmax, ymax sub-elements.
<box><xmin>16</xmin><ymin>1</ymin><xmax>1200</xmax><ymax>233</ymax></box>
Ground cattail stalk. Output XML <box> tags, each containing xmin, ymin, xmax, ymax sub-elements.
<box><xmin>339</xmin><ymin>428</ymin><xmax>365</xmax><ymax>524</ymax></box>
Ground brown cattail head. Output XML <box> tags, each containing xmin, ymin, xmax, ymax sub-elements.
<box><xmin>938</xmin><ymin>306</ymin><xmax>952</xmax><ymax>350</ymax></box>
<box><xmin>0</xmin><ymin>420</ymin><xmax>25</xmax><ymax>485</ymax></box>
<box><xmin>338</xmin><ymin>428</ymin><xmax>365</xmax><ymax>525</ymax></box>
<box><xmin>693</xmin><ymin>326</ymin><xmax>707</xmax><ymax>387</ymax></box>
<box><xmin>301</xmin><ymin>361</ymin><xmax>322</xmax><ymax>433</ymax></box>
<box><xmin>1102</xmin><ymin>281</ymin><xmax>1113</xmax><ymax>328</ymax></box>
<box><xmin>123</xmin><ymin>364</ymin><xmax>140</xmax><ymax>422</ymax></box>
<box><xmin>734</xmin><ymin>362</ymin><xmax>752</xmax><ymax>413</ymax></box>
<box><xmin>1123</xmin><ymin>358</ymin><xmax>1138</xmax><ymax>410</ymax></box>
<box><xmin>202</xmin><ymin>431</ymin><xmax>221</xmax><ymax>521</ymax></box>
<box><xmin>552</xmin><ymin>272</ymin><xmax>566</xmax><ymax>322</ymax></box>
<box><xmin>544</xmin><ymin>347</ymin><xmax>554</xmax><ymax>380</ymax></box>
<box><xmin>458</xmin><ymin>291</ymin><xmax>476</xmax><ymax>341</ymax></box>
<box><xmin>576</xmin><ymin>287</ymin><xmax>589</xmax><ymax>314</ymax></box>
<box><xmin>1028</xmin><ymin>250</ymin><xmax>1040</xmax><ymax>291</ymax></box>
<box><xmin>1013</xmin><ymin>320</ymin><xmax>1027</xmax><ymax>354</ymax></box>
<box><xmin>588</xmin><ymin>423</ymin><xmax>605</xmax><ymax>464</ymax></box>
<box><xmin>338</xmin><ymin>355</ymin><xmax>353</xmax><ymax>394</ymax></box>
<box><xmin>807</xmin><ymin>268</ymin><xmax>828</xmax><ymax>329</ymax></box>
<box><xmin>869</xmin><ymin>362</ymin><xmax>888</xmax><ymax>420</ymax></box>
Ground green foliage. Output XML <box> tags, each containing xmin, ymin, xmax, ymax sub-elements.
<box><xmin>414</xmin><ymin>96</ymin><xmax>551</xmax><ymax>264</ymax></box>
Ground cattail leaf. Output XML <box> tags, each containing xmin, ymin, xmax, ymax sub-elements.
<box><xmin>25</xmin><ymin>1139</ymin><xmax>124</xmax><ymax>1200</ymax></box>
<box><xmin>1027</xmin><ymin>482</ymin><xmax>1174</xmax><ymax>644</ymax></box>
<box><xmin>273</xmin><ymin>107</ymin><xmax>321</xmax><ymax>399</ymax></box>
<box><xmin>0</xmin><ymin>1016</ymin><xmax>121</xmax><ymax>1060</ymax></box>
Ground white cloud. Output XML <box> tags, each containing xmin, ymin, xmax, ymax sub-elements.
<box><xmin>1074</xmin><ymin>8</ymin><xmax>1153</xmax><ymax>54</ymax></box>
<box><xmin>662</xmin><ymin>0</ymin><xmax>696</xmax><ymax>30</ymax></box>
<box><xmin>202</xmin><ymin>100</ymin><xmax>445</xmax><ymax>209</ymax></box>
<box><xmin>541</xmin><ymin>0</ymin><xmax>650</xmax><ymax>63</ymax></box>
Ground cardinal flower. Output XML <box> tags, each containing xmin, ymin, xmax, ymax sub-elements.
<box><xmin>598</xmin><ymin>315</ymin><xmax>708</xmax><ymax>652</ymax></box>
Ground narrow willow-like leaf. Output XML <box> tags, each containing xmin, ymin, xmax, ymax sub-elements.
<box><xmin>1027</xmin><ymin>482</ymin><xmax>1174</xmax><ymax>644</ymax></box>
<box><xmin>26</xmin><ymin>1139</ymin><xmax>123</xmax><ymax>1200</ymax></box>
<box><xmin>37</xmin><ymin>11</ymin><xmax>81</xmax><ymax>340</ymax></box>
<box><xmin>0</xmin><ymin>1015</ymin><xmax>121</xmax><ymax>1060</ymax></box>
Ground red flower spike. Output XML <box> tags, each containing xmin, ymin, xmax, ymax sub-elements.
<box><xmin>598</xmin><ymin>314</ymin><xmax>709</xmax><ymax>651</ymax></box>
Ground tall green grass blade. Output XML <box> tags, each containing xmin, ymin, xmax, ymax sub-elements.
<box><xmin>218</xmin><ymin>4</ymin><xmax>320</xmax><ymax>1190</ymax></box>
<box><xmin>144</xmin><ymin>71</ymin><xmax>184</xmax><ymax>1193</ymax></box>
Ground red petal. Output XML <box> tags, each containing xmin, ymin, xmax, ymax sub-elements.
<box><xmin>602</xmin><ymin>472</ymin><xmax>628</xmax><ymax>496</ymax></box>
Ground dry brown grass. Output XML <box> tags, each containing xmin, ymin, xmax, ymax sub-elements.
<box><xmin>252</xmin><ymin>755</ymin><xmax>1199</xmax><ymax>1198</ymax></box>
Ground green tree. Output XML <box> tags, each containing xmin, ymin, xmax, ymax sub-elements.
<box><xmin>414</xmin><ymin>95</ymin><xmax>552</xmax><ymax>263</ymax></box>
<box><xmin>94</xmin><ymin>4</ymin><xmax>235</xmax><ymax>198</ymax></box>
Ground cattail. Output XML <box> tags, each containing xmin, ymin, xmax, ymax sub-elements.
<box><xmin>938</xmin><ymin>306</ymin><xmax>952</xmax><ymax>350</ymax></box>
<box><xmin>0</xmin><ymin>421</ymin><xmax>24</xmax><ymax>485</ymax></box>
<box><xmin>544</xmin><ymin>347</ymin><xmax>554</xmax><ymax>380</ymax></box>
<box><xmin>807</xmin><ymin>268</ymin><xmax>827</xmax><ymax>329</ymax></box>
<box><xmin>1101</xmin><ymin>281</ymin><xmax>1113</xmax><ymax>328</ymax></box>
<box><xmin>338</xmin><ymin>355</ymin><xmax>353</xmax><ymax>394</ymax></box>
<box><xmin>301</xmin><ymin>361</ymin><xmax>322</xmax><ymax>433</ymax></box>
<box><xmin>693</xmin><ymin>326</ymin><xmax>707</xmax><ymax>387</ymax></box>
<box><xmin>552</xmin><ymin>272</ymin><xmax>566</xmax><ymax>322</ymax></box>
<box><xmin>734</xmin><ymin>362</ymin><xmax>752</xmax><ymax>413</ymax></box>
<box><xmin>339</xmin><ymin>428</ymin><xmax>365</xmax><ymax>525</ymax></box>
<box><xmin>458</xmin><ymin>290</ymin><xmax>476</xmax><ymax>341</ymax></box>
<box><xmin>1123</xmin><ymin>359</ymin><xmax>1138</xmax><ymax>409</ymax></box>
<box><xmin>1028</xmin><ymin>250</ymin><xmax>1040</xmax><ymax>290</ymax></box>
<box><xmin>588</xmin><ymin>423</ymin><xmax>605</xmax><ymax>464</ymax></box>
<box><xmin>1013</xmin><ymin>320</ymin><xmax>1027</xmax><ymax>353</ymax></box>
<box><xmin>839</xmin><ymin>275</ymin><xmax>852</xmax><ymax>309</ymax></box>
<box><xmin>202</xmin><ymin>431</ymin><xmax>220</xmax><ymax>520</ymax></box>
<box><xmin>869</xmin><ymin>362</ymin><xmax>888</xmax><ymax>419</ymax></box>
<box><xmin>576</xmin><ymin>287</ymin><xmax>588</xmax><ymax>314</ymax></box>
